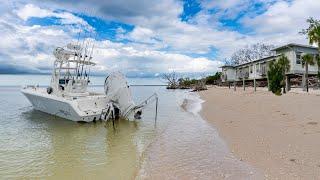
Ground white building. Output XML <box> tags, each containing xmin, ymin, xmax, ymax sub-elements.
<box><xmin>221</xmin><ymin>43</ymin><xmax>319</xmax><ymax>90</ymax></box>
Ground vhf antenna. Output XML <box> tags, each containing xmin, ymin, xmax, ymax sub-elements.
<box><xmin>78</xmin><ymin>17</ymin><xmax>88</xmax><ymax>79</ymax></box>
<box><xmin>73</xmin><ymin>29</ymin><xmax>81</xmax><ymax>79</ymax></box>
<box><xmin>83</xmin><ymin>9</ymin><xmax>94</xmax><ymax>80</ymax></box>
<box><xmin>87</xmin><ymin>10</ymin><xmax>99</xmax><ymax>81</ymax></box>
<box><xmin>80</xmin><ymin>8</ymin><xmax>94</xmax><ymax>79</ymax></box>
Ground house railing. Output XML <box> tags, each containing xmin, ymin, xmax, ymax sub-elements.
<box><xmin>237</xmin><ymin>71</ymin><xmax>249</xmax><ymax>79</ymax></box>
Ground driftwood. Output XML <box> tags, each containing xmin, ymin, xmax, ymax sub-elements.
<box><xmin>162</xmin><ymin>72</ymin><xmax>179</xmax><ymax>89</ymax></box>
<box><xmin>192</xmin><ymin>78</ymin><xmax>207</xmax><ymax>91</ymax></box>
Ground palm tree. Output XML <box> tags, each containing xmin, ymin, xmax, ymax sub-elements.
<box><xmin>315</xmin><ymin>55</ymin><xmax>320</xmax><ymax>87</ymax></box>
<box><xmin>277</xmin><ymin>54</ymin><xmax>290</xmax><ymax>93</ymax></box>
<box><xmin>307</xmin><ymin>19</ymin><xmax>320</xmax><ymax>50</ymax></box>
<box><xmin>307</xmin><ymin>20</ymin><xmax>320</xmax><ymax>84</ymax></box>
<box><xmin>301</xmin><ymin>18</ymin><xmax>320</xmax><ymax>48</ymax></box>
<box><xmin>302</xmin><ymin>53</ymin><xmax>315</xmax><ymax>92</ymax></box>
<box><xmin>302</xmin><ymin>18</ymin><xmax>320</xmax><ymax>87</ymax></box>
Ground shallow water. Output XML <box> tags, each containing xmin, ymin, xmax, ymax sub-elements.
<box><xmin>0</xmin><ymin>75</ymin><xmax>260</xmax><ymax>179</ymax></box>
<box><xmin>0</xmin><ymin>84</ymin><xmax>162</xmax><ymax>179</ymax></box>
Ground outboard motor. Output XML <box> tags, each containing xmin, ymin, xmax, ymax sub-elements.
<box><xmin>47</xmin><ymin>87</ymin><xmax>53</xmax><ymax>94</ymax></box>
<box><xmin>104</xmin><ymin>72</ymin><xmax>158</xmax><ymax>121</ymax></box>
<box><xmin>104</xmin><ymin>72</ymin><xmax>137</xmax><ymax>119</ymax></box>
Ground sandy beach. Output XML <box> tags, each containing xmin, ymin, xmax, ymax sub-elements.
<box><xmin>199</xmin><ymin>87</ymin><xmax>320</xmax><ymax>179</ymax></box>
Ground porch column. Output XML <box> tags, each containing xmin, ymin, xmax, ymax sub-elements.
<box><xmin>243</xmin><ymin>78</ymin><xmax>245</xmax><ymax>91</ymax></box>
<box><xmin>267</xmin><ymin>75</ymin><xmax>270</xmax><ymax>91</ymax></box>
<box><xmin>285</xmin><ymin>76</ymin><xmax>291</xmax><ymax>92</ymax></box>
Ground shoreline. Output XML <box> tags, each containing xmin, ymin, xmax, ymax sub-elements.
<box><xmin>137</xmin><ymin>90</ymin><xmax>261</xmax><ymax>179</ymax></box>
<box><xmin>198</xmin><ymin>86</ymin><xmax>320</xmax><ymax>179</ymax></box>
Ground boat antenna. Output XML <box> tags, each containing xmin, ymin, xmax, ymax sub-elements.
<box><xmin>80</xmin><ymin>8</ymin><xmax>95</xmax><ymax>79</ymax></box>
<box><xmin>78</xmin><ymin>24</ymin><xmax>88</xmax><ymax>79</ymax></box>
<box><xmin>77</xmin><ymin>7</ymin><xmax>90</xmax><ymax>80</ymax></box>
<box><xmin>87</xmin><ymin>23</ymin><xmax>99</xmax><ymax>80</ymax></box>
<box><xmin>72</xmin><ymin>29</ymin><xmax>81</xmax><ymax>78</ymax></box>
<box><xmin>80</xmin><ymin>39</ymin><xmax>89</xmax><ymax>78</ymax></box>
<box><xmin>86</xmin><ymin>9</ymin><xmax>99</xmax><ymax>80</ymax></box>
<box><xmin>87</xmin><ymin>42</ymin><xmax>95</xmax><ymax>80</ymax></box>
<box><xmin>83</xmin><ymin>20</ymin><xmax>94</xmax><ymax>79</ymax></box>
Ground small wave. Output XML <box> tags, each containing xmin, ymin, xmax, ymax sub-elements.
<box><xmin>180</xmin><ymin>92</ymin><xmax>204</xmax><ymax>116</ymax></box>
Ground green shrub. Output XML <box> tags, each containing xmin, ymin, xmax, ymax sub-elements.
<box><xmin>206</xmin><ymin>72</ymin><xmax>222</xmax><ymax>85</ymax></box>
<box><xmin>268</xmin><ymin>61</ymin><xmax>284</xmax><ymax>95</ymax></box>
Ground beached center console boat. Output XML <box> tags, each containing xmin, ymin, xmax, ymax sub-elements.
<box><xmin>21</xmin><ymin>42</ymin><xmax>156</xmax><ymax>122</ymax></box>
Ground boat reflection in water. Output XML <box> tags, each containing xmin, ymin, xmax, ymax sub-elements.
<box><xmin>17</xmin><ymin>106</ymin><xmax>153</xmax><ymax>179</ymax></box>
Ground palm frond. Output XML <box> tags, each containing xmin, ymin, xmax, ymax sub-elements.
<box><xmin>301</xmin><ymin>53</ymin><xmax>315</xmax><ymax>67</ymax></box>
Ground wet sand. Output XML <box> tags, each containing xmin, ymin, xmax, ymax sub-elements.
<box><xmin>199</xmin><ymin>86</ymin><xmax>320</xmax><ymax>179</ymax></box>
<box><xmin>137</xmin><ymin>91</ymin><xmax>260</xmax><ymax>179</ymax></box>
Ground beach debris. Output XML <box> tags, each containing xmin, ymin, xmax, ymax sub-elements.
<box><xmin>162</xmin><ymin>71</ymin><xmax>208</xmax><ymax>91</ymax></box>
<box><xmin>290</xmin><ymin>158</ymin><xmax>297</xmax><ymax>163</ymax></box>
<box><xmin>307</xmin><ymin>121</ymin><xmax>318</xmax><ymax>125</ymax></box>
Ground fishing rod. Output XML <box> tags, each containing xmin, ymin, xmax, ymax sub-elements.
<box><xmin>81</xmin><ymin>8</ymin><xmax>96</xmax><ymax>80</ymax></box>
<box><xmin>77</xmin><ymin>8</ymin><xmax>89</xmax><ymax>79</ymax></box>
<box><xmin>87</xmin><ymin>20</ymin><xmax>99</xmax><ymax>81</ymax></box>
<box><xmin>84</xmin><ymin>9</ymin><xmax>100</xmax><ymax>81</ymax></box>
<box><xmin>80</xmin><ymin>39</ymin><xmax>89</xmax><ymax>78</ymax></box>
<box><xmin>73</xmin><ymin>29</ymin><xmax>81</xmax><ymax>79</ymax></box>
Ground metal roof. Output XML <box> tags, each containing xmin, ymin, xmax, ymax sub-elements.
<box><xmin>221</xmin><ymin>55</ymin><xmax>280</xmax><ymax>69</ymax></box>
<box><xmin>235</xmin><ymin>55</ymin><xmax>280</xmax><ymax>67</ymax></box>
<box><xmin>272</xmin><ymin>43</ymin><xmax>318</xmax><ymax>51</ymax></box>
<box><xmin>219</xmin><ymin>65</ymin><xmax>235</xmax><ymax>68</ymax></box>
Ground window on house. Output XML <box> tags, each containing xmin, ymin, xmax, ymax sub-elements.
<box><xmin>296</xmin><ymin>53</ymin><xmax>301</xmax><ymax>64</ymax></box>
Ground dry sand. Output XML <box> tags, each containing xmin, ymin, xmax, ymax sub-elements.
<box><xmin>199</xmin><ymin>86</ymin><xmax>320</xmax><ymax>179</ymax></box>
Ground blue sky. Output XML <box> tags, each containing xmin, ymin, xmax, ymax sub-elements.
<box><xmin>0</xmin><ymin>0</ymin><xmax>319</xmax><ymax>76</ymax></box>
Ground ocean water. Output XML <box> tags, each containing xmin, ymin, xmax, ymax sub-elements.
<box><xmin>0</xmin><ymin>74</ymin><xmax>260</xmax><ymax>179</ymax></box>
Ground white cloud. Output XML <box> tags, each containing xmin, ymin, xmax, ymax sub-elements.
<box><xmin>1</xmin><ymin>0</ymin><xmax>320</xmax><ymax>75</ymax></box>
<box><xmin>15</xmin><ymin>4</ymin><xmax>92</xmax><ymax>30</ymax></box>
<box><xmin>201</xmin><ymin>0</ymin><xmax>245</xmax><ymax>10</ymax></box>
<box><xmin>0</xmin><ymin>15</ymin><xmax>73</xmax><ymax>73</ymax></box>
<box><xmin>242</xmin><ymin>0</ymin><xmax>320</xmax><ymax>34</ymax></box>
<box><xmin>92</xmin><ymin>39</ymin><xmax>222</xmax><ymax>74</ymax></box>
<box><xmin>238</xmin><ymin>0</ymin><xmax>320</xmax><ymax>47</ymax></box>
<box><xmin>0</xmin><ymin>3</ymin><xmax>222</xmax><ymax>75</ymax></box>
<box><xmin>16</xmin><ymin>4</ymin><xmax>52</xmax><ymax>21</ymax></box>
<box><xmin>127</xmin><ymin>26</ymin><xmax>158</xmax><ymax>44</ymax></box>
<box><xmin>18</xmin><ymin>1</ymin><xmax>244</xmax><ymax>59</ymax></box>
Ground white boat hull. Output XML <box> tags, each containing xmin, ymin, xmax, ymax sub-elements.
<box><xmin>21</xmin><ymin>88</ymin><xmax>105</xmax><ymax>122</ymax></box>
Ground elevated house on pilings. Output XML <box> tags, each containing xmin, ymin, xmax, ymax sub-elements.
<box><xmin>221</xmin><ymin>43</ymin><xmax>319</xmax><ymax>91</ymax></box>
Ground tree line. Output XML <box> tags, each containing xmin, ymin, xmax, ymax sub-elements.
<box><xmin>162</xmin><ymin>72</ymin><xmax>222</xmax><ymax>91</ymax></box>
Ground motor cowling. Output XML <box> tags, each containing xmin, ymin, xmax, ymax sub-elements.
<box><xmin>104</xmin><ymin>72</ymin><xmax>136</xmax><ymax>117</ymax></box>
